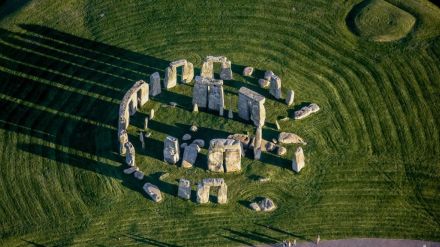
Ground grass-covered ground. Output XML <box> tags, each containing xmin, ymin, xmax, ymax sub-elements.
<box><xmin>0</xmin><ymin>0</ymin><xmax>439</xmax><ymax>246</ymax></box>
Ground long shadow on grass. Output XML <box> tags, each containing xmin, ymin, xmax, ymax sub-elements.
<box><xmin>18</xmin><ymin>143</ymin><xmax>179</xmax><ymax>198</ymax></box>
<box><xmin>125</xmin><ymin>233</ymin><xmax>181</xmax><ymax>247</ymax></box>
<box><xmin>255</xmin><ymin>223</ymin><xmax>313</xmax><ymax>242</ymax></box>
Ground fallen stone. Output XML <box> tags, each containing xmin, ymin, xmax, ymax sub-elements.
<box><xmin>134</xmin><ymin>171</ymin><xmax>144</xmax><ymax>180</ymax></box>
<box><xmin>277</xmin><ymin>146</ymin><xmax>287</xmax><ymax>156</ymax></box>
<box><xmin>159</xmin><ymin>172</ymin><xmax>169</xmax><ymax>180</ymax></box>
<box><xmin>182</xmin><ymin>134</ymin><xmax>192</xmax><ymax>141</ymax></box>
<box><xmin>286</xmin><ymin>90</ymin><xmax>294</xmax><ymax>106</ymax></box>
<box><xmin>192</xmin><ymin>139</ymin><xmax>205</xmax><ymax>148</ymax></box>
<box><xmin>249</xmin><ymin>202</ymin><xmax>261</xmax><ymax>211</ymax></box>
<box><xmin>258</xmin><ymin>198</ymin><xmax>276</xmax><ymax>212</ymax></box>
<box><xmin>178</xmin><ymin>178</ymin><xmax>191</xmax><ymax>200</ymax></box>
<box><xmin>243</xmin><ymin>67</ymin><xmax>254</xmax><ymax>76</ymax></box>
<box><xmin>143</xmin><ymin>183</ymin><xmax>163</xmax><ymax>202</ymax></box>
<box><xmin>279</xmin><ymin>116</ymin><xmax>290</xmax><ymax>122</ymax></box>
<box><xmin>292</xmin><ymin>146</ymin><xmax>305</xmax><ymax>172</ymax></box>
<box><xmin>258</xmin><ymin>177</ymin><xmax>270</xmax><ymax>183</ymax></box>
<box><xmin>190</xmin><ymin>125</ymin><xmax>198</xmax><ymax>132</ymax></box>
<box><xmin>145</xmin><ymin>132</ymin><xmax>152</xmax><ymax>138</ymax></box>
<box><xmin>149</xmin><ymin>109</ymin><xmax>155</xmax><ymax>120</ymax></box>
<box><xmin>228</xmin><ymin>134</ymin><xmax>252</xmax><ymax>149</ymax></box>
<box><xmin>259</xmin><ymin>79</ymin><xmax>270</xmax><ymax>88</ymax></box>
<box><xmin>294</xmin><ymin>103</ymin><xmax>320</xmax><ymax>120</ymax></box>
<box><xmin>123</xmin><ymin>166</ymin><xmax>138</xmax><ymax>175</ymax></box>
<box><xmin>272</xmin><ymin>138</ymin><xmax>278</xmax><ymax>144</ymax></box>
<box><xmin>181</xmin><ymin>144</ymin><xmax>199</xmax><ymax>168</ymax></box>
<box><xmin>180</xmin><ymin>143</ymin><xmax>188</xmax><ymax>149</ymax></box>
<box><xmin>278</xmin><ymin>132</ymin><xmax>306</xmax><ymax>144</ymax></box>
<box><xmin>265</xmin><ymin>142</ymin><xmax>276</xmax><ymax>152</ymax></box>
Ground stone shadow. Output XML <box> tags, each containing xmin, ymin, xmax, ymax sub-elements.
<box><xmin>124</xmin><ymin>233</ymin><xmax>181</xmax><ymax>247</ymax></box>
<box><xmin>254</xmin><ymin>223</ymin><xmax>313</xmax><ymax>242</ymax></box>
<box><xmin>287</xmin><ymin>101</ymin><xmax>312</xmax><ymax>118</ymax></box>
<box><xmin>223</xmin><ymin>228</ymin><xmax>280</xmax><ymax>245</ymax></box>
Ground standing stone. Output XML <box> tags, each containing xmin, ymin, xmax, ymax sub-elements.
<box><xmin>208</xmin><ymin>139</ymin><xmax>242</xmax><ymax>173</ymax></box>
<box><xmin>292</xmin><ymin>147</ymin><xmax>305</xmax><ymax>172</ymax></box>
<box><xmin>182</xmin><ymin>62</ymin><xmax>194</xmax><ymax>83</ymax></box>
<box><xmin>220</xmin><ymin>60</ymin><xmax>233</xmax><ymax>80</ymax></box>
<box><xmin>163</xmin><ymin>136</ymin><xmax>180</xmax><ymax>164</ymax></box>
<box><xmin>286</xmin><ymin>89</ymin><xmax>294</xmax><ymax>106</ymax></box>
<box><xmin>219</xmin><ymin>106</ymin><xmax>224</xmax><ymax>116</ymax></box>
<box><xmin>149</xmin><ymin>72</ymin><xmax>161</xmax><ymax>96</ymax></box>
<box><xmin>196</xmin><ymin>183</ymin><xmax>210</xmax><ymax>204</ymax></box>
<box><xmin>264</xmin><ymin>71</ymin><xmax>274</xmax><ymax>81</ymax></box>
<box><xmin>243</xmin><ymin>67</ymin><xmax>254</xmax><ymax>76</ymax></box>
<box><xmin>144</xmin><ymin>117</ymin><xmax>148</xmax><ymax>130</ymax></box>
<box><xmin>193</xmin><ymin>103</ymin><xmax>199</xmax><ymax>112</ymax></box>
<box><xmin>124</xmin><ymin>142</ymin><xmax>135</xmax><ymax>167</ymax></box>
<box><xmin>238</xmin><ymin>87</ymin><xmax>266</xmax><ymax>127</ymax></box>
<box><xmin>178</xmin><ymin>178</ymin><xmax>191</xmax><ymax>200</ymax></box>
<box><xmin>217</xmin><ymin>183</ymin><xmax>228</xmax><ymax>204</ymax></box>
<box><xmin>143</xmin><ymin>183</ymin><xmax>163</xmax><ymax>202</ymax></box>
<box><xmin>270</xmin><ymin>75</ymin><xmax>282</xmax><ymax>99</ymax></box>
<box><xmin>164</xmin><ymin>66</ymin><xmax>177</xmax><ymax>89</ymax></box>
<box><xmin>149</xmin><ymin>109</ymin><xmax>155</xmax><ymax>120</ymax></box>
<box><xmin>254</xmin><ymin>126</ymin><xmax>262</xmax><ymax>160</ymax></box>
<box><xmin>207</xmin><ymin>145</ymin><xmax>224</xmax><ymax>172</ymax></box>
<box><xmin>181</xmin><ymin>144</ymin><xmax>200</xmax><ymax>168</ymax></box>
<box><xmin>119</xmin><ymin>129</ymin><xmax>128</xmax><ymax>155</ymax></box>
<box><xmin>228</xmin><ymin>109</ymin><xmax>233</xmax><ymax>119</ymax></box>
<box><xmin>192</xmin><ymin>139</ymin><xmax>205</xmax><ymax>148</ymax></box>
<box><xmin>201</xmin><ymin>61</ymin><xmax>213</xmax><ymax>79</ymax></box>
<box><xmin>208</xmin><ymin>83</ymin><xmax>225</xmax><ymax>112</ymax></box>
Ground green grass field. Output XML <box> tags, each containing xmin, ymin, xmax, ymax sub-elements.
<box><xmin>0</xmin><ymin>0</ymin><xmax>439</xmax><ymax>246</ymax></box>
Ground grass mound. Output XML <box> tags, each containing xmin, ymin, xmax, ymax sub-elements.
<box><xmin>347</xmin><ymin>0</ymin><xmax>416</xmax><ymax>42</ymax></box>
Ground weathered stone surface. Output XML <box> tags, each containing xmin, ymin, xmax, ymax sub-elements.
<box><xmin>243</xmin><ymin>67</ymin><xmax>254</xmax><ymax>76</ymax></box>
<box><xmin>164</xmin><ymin>66</ymin><xmax>176</xmax><ymax>89</ymax></box>
<box><xmin>119</xmin><ymin>129</ymin><xmax>128</xmax><ymax>155</ymax></box>
<box><xmin>278</xmin><ymin>132</ymin><xmax>307</xmax><ymax>144</ymax></box>
<box><xmin>208</xmin><ymin>139</ymin><xmax>242</xmax><ymax>173</ymax></box>
<box><xmin>140</xmin><ymin>131</ymin><xmax>145</xmax><ymax>149</ymax></box>
<box><xmin>286</xmin><ymin>89</ymin><xmax>294</xmax><ymax>106</ymax></box>
<box><xmin>149</xmin><ymin>72</ymin><xmax>161</xmax><ymax>96</ymax></box>
<box><xmin>254</xmin><ymin>126</ymin><xmax>262</xmax><ymax>160</ymax></box>
<box><xmin>196</xmin><ymin>183</ymin><xmax>210</xmax><ymax>204</ymax></box>
<box><xmin>217</xmin><ymin>182</ymin><xmax>228</xmax><ymax>204</ymax></box>
<box><xmin>258</xmin><ymin>177</ymin><xmax>270</xmax><ymax>183</ymax></box>
<box><xmin>277</xmin><ymin>146</ymin><xmax>287</xmax><ymax>156</ymax></box>
<box><xmin>180</xmin><ymin>143</ymin><xmax>188</xmax><ymax>149</ymax></box>
<box><xmin>258</xmin><ymin>198</ymin><xmax>276</xmax><ymax>212</ymax></box>
<box><xmin>249</xmin><ymin>202</ymin><xmax>261</xmax><ymax>211</ymax></box>
<box><xmin>149</xmin><ymin>109</ymin><xmax>155</xmax><ymax>120</ymax></box>
<box><xmin>294</xmin><ymin>103</ymin><xmax>320</xmax><ymax>120</ymax></box>
<box><xmin>227</xmin><ymin>134</ymin><xmax>252</xmax><ymax>149</ymax></box>
<box><xmin>264</xmin><ymin>71</ymin><xmax>274</xmax><ymax>81</ymax></box>
<box><xmin>182</xmin><ymin>144</ymin><xmax>199</xmax><ymax>168</ymax></box>
<box><xmin>190</xmin><ymin>125</ymin><xmax>198</xmax><ymax>132</ymax></box>
<box><xmin>183</xmin><ymin>62</ymin><xmax>194</xmax><ymax>83</ymax></box>
<box><xmin>134</xmin><ymin>171</ymin><xmax>144</xmax><ymax>180</ymax></box>
<box><xmin>192</xmin><ymin>76</ymin><xmax>224</xmax><ymax>112</ymax></box>
<box><xmin>192</xmin><ymin>139</ymin><xmax>205</xmax><ymax>148</ymax></box>
<box><xmin>292</xmin><ymin>146</ymin><xmax>305</xmax><ymax>172</ymax></box>
<box><xmin>259</xmin><ymin>79</ymin><xmax>270</xmax><ymax>88</ymax></box>
<box><xmin>182</xmin><ymin>134</ymin><xmax>191</xmax><ymax>141</ymax></box>
<box><xmin>196</xmin><ymin>178</ymin><xmax>228</xmax><ymax>204</ymax></box>
<box><xmin>118</xmin><ymin>80</ymin><xmax>149</xmax><ymax>136</ymax></box>
<box><xmin>269</xmin><ymin>75</ymin><xmax>282</xmax><ymax>99</ymax></box>
<box><xmin>143</xmin><ymin>183</ymin><xmax>163</xmax><ymax>202</ymax></box>
<box><xmin>123</xmin><ymin>166</ymin><xmax>138</xmax><ymax>175</ymax></box>
<box><xmin>163</xmin><ymin>136</ymin><xmax>180</xmax><ymax>164</ymax></box>
<box><xmin>125</xmin><ymin>142</ymin><xmax>135</xmax><ymax>166</ymax></box>
<box><xmin>178</xmin><ymin>178</ymin><xmax>191</xmax><ymax>200</ymax></box>
<box><xmin>208</xmin><ymin>83</ymin><xmax>225</xmax><ymax>112</ymax></box>
<box><xmin>238</xmin><ymin>87</ymin><xmax>266</xmax><ymax>127</ymax></box>
<box><xmin>265</xmin><ymin>142</ymin><xmax>276</xmax><ymax>152</ymax></box>
<box><xmin>220</xmin><ymin>60</ymin><xmax>233</xmax><ymax>80</ymax></box>
<box><xmin>201</xmin><ymin>61</ymin><xmax>213</xmax><ymax>79</ymax></box>
<box><xmin>275</xmin><ymin>120</ymin><xmax>280</xmax><ymax>130</ymax></box>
